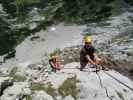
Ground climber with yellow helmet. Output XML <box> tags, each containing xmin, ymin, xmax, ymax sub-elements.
<box><xmin>80</xmin><ymin>36</ymin><xmax>102</xmax><ymax>71</ymax></box>
<box><xmin>49</xmin><ymin>55</ymin><xmax>63</xmax><ymax>72</ymax></box>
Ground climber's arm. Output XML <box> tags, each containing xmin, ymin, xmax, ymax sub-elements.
<box><xmin>86</xmin><ymin>55</ymin><xmax>96</xmax><ymax>65</ymax></box>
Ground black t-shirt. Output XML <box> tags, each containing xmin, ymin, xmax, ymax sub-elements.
<box><xmin>80</xmin><ymin>45</ymin><xmax>96</xmax><ymax>62</ymax></box>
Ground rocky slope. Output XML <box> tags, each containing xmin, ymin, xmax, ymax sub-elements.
<box><xmin>0</xmin><ymin>62</ymin><xmax>133</xmax><ymax>100</ymax></box>
<box><xmin>0</xmin><ymin>11</ymin><xmax>133</xmax><ymax>100</ymax></box>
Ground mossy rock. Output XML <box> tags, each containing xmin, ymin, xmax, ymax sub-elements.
<box><xmin>58</xmin><ymin>76</ymin><xmax>80</xmax><ymax>100</ymax></box>
<box><xmin>116</xmin><ymin>91</ymin><xmax>125</xmax><ymax>100</ymax></box>
<box><xmin>31</xmin><ymin>82</ymin><xmax>57</xmax><ymax>99</ymax></box>
<box><xmin>25</xmin><ymin>95</ymin><xmax>32</xmax><ymax>100</ymax></box>
<box><xmin>9</xmin><ymin>67</ymin><xmax>18</xmax><ymax>77</ymax></box>
<box><xmin>9</xmin><ymin>67</ymin><xmax>26</xmax><ymax>82</ymax></box>
<box><xmin>12</xmin><ymin>74</ymin><xmax>27</xmax><ymax>82</ymax></box>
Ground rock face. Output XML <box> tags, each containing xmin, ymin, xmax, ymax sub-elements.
<box><xmin>0</xmin><ymin>63</ymin><xmax>133</xmax><ymax>100</ymax></box>
<box><xmin>47</xmin><ymin>62</ymin><xmax>133</xmax><ymax>100</ymax></box>
<box><xmin>0</xmin><ymin>10</ymin><xmax>133</xmax><ymax>100</ymax></box>
<box><xmin>0</xmin><ymin>77</ymin><xmax>13</xmax><ymax>96</ymax></box>
<box><xmin>0</xmin><ymin>11</ymin><xmax>133</xmax><ymax>78</ymax></box>
<box><xmin>14</xmin><ymin>24</ymin><xmax>85</xmax><ymax>63</ymax></box>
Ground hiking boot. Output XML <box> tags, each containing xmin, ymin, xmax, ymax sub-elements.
<box><xmin>101</xmin><ymin>66</ymin><xmax>109</xmax><ymax>71</ymax></box>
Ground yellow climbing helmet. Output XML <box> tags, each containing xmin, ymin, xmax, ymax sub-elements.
<box><xmin>51</xmin><ymin>55</ymin><xmax>58</xmax><ymax>59</ymax></box>
<box><xmin>83</xmin><ymin>36</ymin><xmax>92</xmax><ymax>43</ymax></box>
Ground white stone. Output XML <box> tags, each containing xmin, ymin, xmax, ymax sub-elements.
<box><xmin>33</xmin><ymin>91</ymin><xmax>54</xmax><ymax>100</ymax></box>
<box><xmin>50</xmin><ymin>27</ymin><xmax>56</xmax><ymax>31</ymax></box>
<box><xmin>63</xmin><ymin>95</ymin><xmax>74</xmax><ymax>100</ymax></box>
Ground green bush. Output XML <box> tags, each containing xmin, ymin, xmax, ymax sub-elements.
<box><xmin>31</xmin><ymin>83</ymin><xmax>57</xmax><ymax>99</ymax></box>
<box><xmin>58</xmin><ymin>76</ymin><xmax>80</xmax><ymax>100</ymax></box>
<box><xmin>25</xmin><ymin>95</ymin><xmax>32</xmax><ymax>100</ymax></box>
